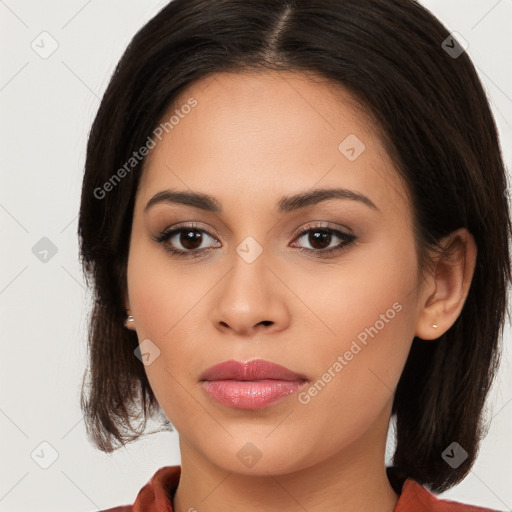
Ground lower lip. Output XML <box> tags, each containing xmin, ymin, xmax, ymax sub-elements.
<box><xmin>202</xmin><ymin>379</ymin><xmax>307</xmax><ymax>409</ymax></box>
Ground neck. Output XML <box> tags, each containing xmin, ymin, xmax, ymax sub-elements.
<box><xmin>172</xmin><ymin>409</ymin><xmax>399</xmax><ymax>512</ymax></box>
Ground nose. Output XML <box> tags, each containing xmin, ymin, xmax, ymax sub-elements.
<box><xmin>210</xmin><ymin>256</ymin><xmax>291</xmax><ymax>337</ymax></box>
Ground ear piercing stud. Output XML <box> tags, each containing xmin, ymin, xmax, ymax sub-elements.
<box><xmin>125</xmin><ymin>309</ymin><xmax>134</xmax><ymax>326</ymax></box>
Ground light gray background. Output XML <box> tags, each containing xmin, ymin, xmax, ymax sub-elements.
<box><xmin>1</xmin><ymin>1</ymin><xmax>511</xmax><ymax>511</ymax></box>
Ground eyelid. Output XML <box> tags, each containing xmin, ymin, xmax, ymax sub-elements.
<box><xmin>160</xmin><ymin>221</ymin><xmax>221</xmax><ymax>240</ymax></box>
<box><xmin>156</xmin><ymin>220</ymin><xmax>353</xmax><ymax>243</ymax></box>
<box><xmin>292</xmin><ymin>221</ymin><xmax>354</xmax><ymax>238</ymax></box>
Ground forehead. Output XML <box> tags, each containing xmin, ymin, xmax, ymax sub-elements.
<box><xmin>137</xmin><ymin>70</ymin><xmax>410</xmax><ymax>218</ymax></box>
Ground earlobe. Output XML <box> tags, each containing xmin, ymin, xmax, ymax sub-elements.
<box><xmin>414</xmin><ymin>228</ymin><xmax>477</xmax><ymax>341</ymax></box>
<box><xmin>123</xmin><ymin>291</ymin><xmax>136</xmax><ymax>330</ymax></box>
<box><xmin>124</xmin><ymin>304</ymin><xmax>136</xmax><ymax>330</ymax></box>
<box><xmin>124</xmin><ymin>312</ymin><xmax>135</xmax><ymax>330</ymax></box>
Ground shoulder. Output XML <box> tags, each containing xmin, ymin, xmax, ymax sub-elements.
<box><xmin>99</xmin><ymin>507</ymin><xmax>132</xmax><ymax>512</ymax></box>
<box><xmin>396</xmin><ymin>478</ymin><xmax>504</xmax><ymax>512</ymax></box>
<box><xmin>96</xmin><ymin>465</ymin><xmax>181</xmax><ymax>512</ymax></box>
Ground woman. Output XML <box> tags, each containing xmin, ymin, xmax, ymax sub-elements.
<box><xmin>78</xmin><ymin>0</ymin><xmax>511</xmax><ymax>510</ymax></box>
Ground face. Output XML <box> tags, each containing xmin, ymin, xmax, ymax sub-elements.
<box><xmin>125</xmin><ymin>70</ymin><xmax>424</xmax><ymax>475</ymax></box>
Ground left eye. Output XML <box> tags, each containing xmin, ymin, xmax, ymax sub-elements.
<box><xmin>291</xmin><ymin>226</ymin><xmax>356</xmax><ymax>254</ymax></box>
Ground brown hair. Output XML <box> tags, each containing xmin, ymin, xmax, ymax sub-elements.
<box><xmin>78</xmin><ymin>0</ymin><xmax>511</xmax><ymax>493</ymax></box>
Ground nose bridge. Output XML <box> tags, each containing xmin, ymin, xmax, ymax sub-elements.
<box><xmin>210</xmin><ymin>236</ymin><xmax>289</xmax><ymax>333</ymax></box>
<box><xmin>225</xmin><ymin>237</ymin><xmax>272</xmax><ymax>307</ymax></box>
<box><xmin>226</xmin><ymin>205</ymin><xmax>291</xmax><ymax>292</ymax></box>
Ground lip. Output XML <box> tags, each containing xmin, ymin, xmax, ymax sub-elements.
<box><xmin>199</xmin><ymin>359</ymin><xmax>308</xmax><ymax>382</ymax></box>
<box><xmin>199</xmin><ymin>359</ymin><xmax>309</xmax><ymax>410</ymax></box>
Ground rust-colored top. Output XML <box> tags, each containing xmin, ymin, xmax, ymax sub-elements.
<box><xmin>99</xmin><ymin>465</ymin><xmax>502</xmax><ymax>512</ymax></box>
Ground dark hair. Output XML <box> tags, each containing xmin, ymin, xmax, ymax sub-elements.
<box><xmin>78</xmin><ymin>0</ymin><xmax>511</xmax><ymax>493</ymax></box>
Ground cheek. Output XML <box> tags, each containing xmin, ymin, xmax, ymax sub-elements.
<box><xmin>126</xmin><ymin>246</ymin><xmax>205</xmax><ymax>423</ymax></box>
<box><xmin>126</xmin><ymin>244</ymin><xmax>215</xmax><ymax>393</ymax></box>
<box><xmin>290</xmin><ymin>291</ymin><xmax>415</xmax><ymax>455</ymax></box>
<box><xmin>291</xmin><ymin>233</ymin><xmax>418</xmax><ymax>347</ymax></box>
<box><xmin>126</xmin><ymin>240</ymin><xmax>200</xmax><ymax>339</ymax></box>
<box><xmin>291</xmin><ymin>239</ymin><xmax>418</xmax><ymax>408</ymax></box>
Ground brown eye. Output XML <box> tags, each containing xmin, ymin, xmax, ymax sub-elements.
<box><xmin>154</xmin><ymin>222</ymin><xmax>356</xmax><ymax>259</ymax></box>
<box><xmin>154</xmin><ymin>223</ymin><xmax>220</xmax><ymax>257</ymax></box>
<box><xmin>178</xmin><ymin>229</ymin><xmax>205</xmax><ymax>250</ymax></box>
<box><xmin>291</xmin><ymin>225</ymin><xmax>356</xmax><ymax>257</ymax></box>
<box><xmin>304</xmin><ymin>230</ymin><xmax>333</xmax><ymax>250</ymax></box>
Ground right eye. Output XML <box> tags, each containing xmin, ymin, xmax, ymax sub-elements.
<box><xmin>154</xmin><ymin>222</ymin><xmax>221</xmax><ymax>257</ymax></box>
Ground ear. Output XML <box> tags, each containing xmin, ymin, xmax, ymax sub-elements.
<box><xmin>123</xmin><ymin>292</ymin><xmax>136</xmax><ymax>331</ymax></box>
<box><xmin>414</xmin><ymin>228</ymin><xmax>477</xmax><ymax>340</ymax></box>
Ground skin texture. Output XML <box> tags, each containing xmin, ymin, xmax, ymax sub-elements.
<box><xmin>124</xmin><ymin>70</ymin><xmax>477</xmax><ymax>512</ymax></box>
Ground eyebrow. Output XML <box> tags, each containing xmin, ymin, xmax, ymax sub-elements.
<box><xmin>144</xmin><ymin>187</ymin><xmax>378</xmax><ymax>214</ymax></box>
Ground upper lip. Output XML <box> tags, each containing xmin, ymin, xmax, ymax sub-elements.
<box><xmin>199</xmin><ymin>359</ymin><xmax>308</xmax><ymax>382</ymax></box>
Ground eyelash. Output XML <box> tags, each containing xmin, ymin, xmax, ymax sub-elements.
<box><xmin>153</xmin><ymin>222</ymin><xmax>357</xmax><ymax>259</ymax></box>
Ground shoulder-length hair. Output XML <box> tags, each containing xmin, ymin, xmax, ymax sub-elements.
<box><xmin>78</xmin><ymin>0</ymin><xmax>511</xmax><ymax>493</ymax></box>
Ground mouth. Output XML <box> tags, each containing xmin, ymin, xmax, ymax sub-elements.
<box><xmin>199</xmin><ymin>359</ymin><xmax>309</xmax><ymax>410</ymax></box>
